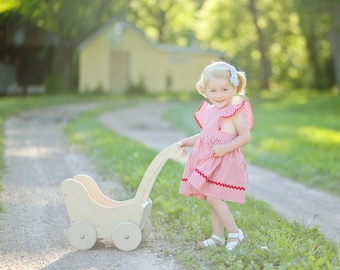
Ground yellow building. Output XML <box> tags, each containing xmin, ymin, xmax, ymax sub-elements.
<box><xmin>78</xmin><ymin>16</ymin><xmax>225</xmax><ymax>94</ymax></box>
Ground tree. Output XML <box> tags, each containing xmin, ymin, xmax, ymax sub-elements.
<box><xmin>3</xmin><ymin>0</ymin><xmax>339</xmax><ymax>91</ymax></box>
<box><xmin>294</xmin><ymin>0</ymin><xmax>335</xmax><ymax>89</ymax></box>
<box><xmin>196</xmin><ymin>0</ymin><xmax>265</xmax><ymax>88</ymax></box>
<box><xmin>15</xmin><ymin>0</ymin><xmax>130</xmax><ymax>89</ymax></box>
<box><xmin>248</xmin><ymin>0</ymin><xmax>270</xmax><ymax>89</ymax></box>
<box><xmin>329</xmin><ymin>2</ymin><xmax>340</xmax><ymax>92</ymax></box>
<box><xmin>196</xmin><ymin>0</ymin><xmax>336</xmax><ymax>90</ymax></box>
<box><xmin>0</xmin><ymin>0</ymin><xmax>17</xmax><ymax>13</ymax></box>
<box><xmin>128</xmin><ymin>0</ymin><xmax>198</xmax><ymax>46</ymax></box>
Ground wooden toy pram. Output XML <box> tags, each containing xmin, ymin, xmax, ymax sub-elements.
<box><xmin>61</xmin><ymin>144</ymin><xmax>185</xmax><ymax>251</ymax></box>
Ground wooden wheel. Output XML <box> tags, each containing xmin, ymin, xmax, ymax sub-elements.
<box><xmin>141</xmin><ymin>219</ymin><xmax>152</xmax><ymax>240</ymax></box>
<box><xmin>68</xmin><ymin>221</ymin><xmax>97</xmax><ymax>250</ymax></box>
<box><xmin>112</xmin><ymin>222</ymin><xmax>142</xmax><ymax>251</ymax></box>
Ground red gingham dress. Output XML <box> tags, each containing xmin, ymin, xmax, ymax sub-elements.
<box><xmin>179</xmin><ymin>99</ymin><xmax>254</xmax><ymax>204</ymax></box>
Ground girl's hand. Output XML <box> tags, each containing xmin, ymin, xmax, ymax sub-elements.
<box><xmin>212</xmin><ymin>144</ymin><xmax>228</xmax><ymax>157</ymax></box>
<box><xmin>176</xmin><ymin>141</ymin><xmax>184</xmax><ymax>148</ymax></box>
<box><xmin>175</xmin><ymin>141</ymin><xmax>188</xmax><ymax>155</ymax></box>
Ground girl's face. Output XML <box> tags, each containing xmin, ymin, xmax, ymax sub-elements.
<box><xmin>205</xmin><ymin>78</ymin><xmax>236</xmax><ymax>108</ymax></box>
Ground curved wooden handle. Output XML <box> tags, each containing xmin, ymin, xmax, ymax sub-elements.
<box><xmin>134</xmin><ymin>144</ymin><xmax>186</xmax><ymax>202</ymax></box>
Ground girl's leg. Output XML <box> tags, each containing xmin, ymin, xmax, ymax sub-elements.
<box><xmin>198</xmin><ymin>201</ymin><xmax>226</xmax><ymax>248</ymax></box>
<box><xmin>206</xmin><ymin>197</ymin><xmax>239</xmax><ymax>241</ymax></box>
<box><xmin>210</xmin><ymin>207</ymin><xmax>224</xmax><ymax>237</ymax></box>
<box><xmin>200</xmin><ymin>197</ymin><xmax>246</xmax><ymax>250</ymax></box>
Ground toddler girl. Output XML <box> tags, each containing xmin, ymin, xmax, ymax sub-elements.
<box><xmin>177</xmin><ymin>61</ymin><xmax>254</xmax><ymax>251</ymax></box>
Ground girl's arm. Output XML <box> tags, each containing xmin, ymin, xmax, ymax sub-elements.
<box><xmin>213</xmin><ymin>110</ymin><xmax>251</xmax><ymax>157</ymax></box>
<box><xmin>177</xmin><ymin>134</ymin><xmax>200</xmax><ymax>148</ymax></box>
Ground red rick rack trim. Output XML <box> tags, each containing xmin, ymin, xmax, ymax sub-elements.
<box><xmin>218</xmin><ymin>100</ymin><xmax>253</xmax><ymax>131</ymax></box>
<box><xmin>182</xmin><ymin>168</ymin><xmax>245</xmax><ymax>191</ymax></box>
<box><xmin>193</xmin><ymin>101</ymin><xmax>207</xmax><ymax>129</ymax></box>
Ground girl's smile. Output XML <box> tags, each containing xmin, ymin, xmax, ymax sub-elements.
<box><xmin>206</xmin><ymin>78</ymin><xmax>236</xmax><ymax>108</ymax></box>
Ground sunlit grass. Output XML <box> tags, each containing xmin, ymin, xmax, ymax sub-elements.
<box><xmin>1</xmin><ymin>92</ymin><xmax>339</xmax><ymax>268</ymax></box>
<box><xmin>64</xmin><ymin>104</ymin><xmax>339</xmax><ymax>269</ymax></box>
<box><xmin>298</xmin><ymin>126</ymin><xmax>340</xmax><ymax>146</ymax></box>
<box><xmin>164</xmin><ymin>89</ymin><xmax>340</xmax><ymax>196</ymax></box>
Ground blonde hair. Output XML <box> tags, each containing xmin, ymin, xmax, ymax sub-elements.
<box><xmin>196</xmin><ymin>61</ymin><xmax>246</xmax><ymax>98</ymax></box>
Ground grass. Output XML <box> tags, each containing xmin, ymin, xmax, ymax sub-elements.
<box><xmin>1</xmin><ymin>92</ymin><xmax>339</xmax><ymax>268</ymax></box>
<box><xmin>164</xmin><ymin>89</ymin><xmax>340</xmax><ymax>196</ymax></box>
<box><xmin>63</xmin><ymin>97</ymin><xmax>339</xmax><ymax>269</ymax></box>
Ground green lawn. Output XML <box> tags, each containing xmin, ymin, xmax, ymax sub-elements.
<box><xmin>164</xmin><ymin>90</ymin><xmax>340</xmax><ymax>196</ymax></box>
<box><xmin>64</xmin><ymin>100</ymin><xmax>339</xmax><ymax>269</ymax></box>
<box><xmin>0</xmin><ymin>92</ymin><xmax>339</xmax><ymax>269</ymax></box>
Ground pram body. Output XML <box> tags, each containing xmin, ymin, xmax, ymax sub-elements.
<box><xmin>61</xmin><ymin>144</ymin><xmax>184</xmax><ymax>251</ymax></box>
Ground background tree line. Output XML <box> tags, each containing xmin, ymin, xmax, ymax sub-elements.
<box><xmin>1</xmin><ymin>0</ymin><xmax>339</xmax><ymax>92</ymax></box>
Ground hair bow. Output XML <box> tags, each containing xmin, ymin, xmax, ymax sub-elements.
<box><xmin>229</xmin><ymin>65</ymin><xmax>239</xmax><ymax>86</ymax></box>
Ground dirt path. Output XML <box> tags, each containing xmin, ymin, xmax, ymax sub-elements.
<box><xmin>0</xmin><ymin>104</ymin><xmax>184</xmax><ymax>270</ymax></box>
<box><xmin>99</xmin><ymin>101</ymin><xmax>340</xmax><ymax>242</ymax></box>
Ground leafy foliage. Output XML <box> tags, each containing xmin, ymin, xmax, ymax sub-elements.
<box><xmin>2</xmin><ymin>0</ymin><xmax>340</xmax><ymax>90</ymax></box>
<box><xmin>11</xmin><ymin>0</ymin><xmax>130</xmax><ymax>87</ymax></box>
<box><xmin>128</xmin><ymin>0</ymin><xmax>198</xmax><ymax>45</ymax></box>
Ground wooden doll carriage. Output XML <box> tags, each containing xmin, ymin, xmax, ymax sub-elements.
<box><xmin>61</xmin><ymin>144</ymin><xmax>185</xmax><ymax>251</ymax></box>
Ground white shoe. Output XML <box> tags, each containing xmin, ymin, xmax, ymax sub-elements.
<box><xmin>198</xmin><ymin>234</ymin><xmax>225</xmax><ymax>248</ymax></box>
<box><xmin>226</xmin><ymin>229</ymin><xmax>246</xmax><ymax>251</ymax></box>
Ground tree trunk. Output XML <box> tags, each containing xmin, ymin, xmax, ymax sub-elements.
<box><xmin>248</xmin><ymin>0</ymin><xmax>270</xmax><ymax>89</ymax></box>
<box><xmin>54</xmin><ymin>38</ymin><xmax>74</xmax><ymax>90</ymax></box>
<box><xmin>330</xmin><ymin>30</ymin><xmax>340</xmax><ymax>91</ymax></box>
<box><xmin>329</xmin><ymin>3</ymin><xmax>340</xmax><ymax>92</ymax></box>
<box><xmin>305</xmin><ymin>34</ymin><xmax>326</xmax><ymax>88</ymax></box>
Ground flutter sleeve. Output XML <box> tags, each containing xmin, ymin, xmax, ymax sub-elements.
<box><xmin>219</xmin><ymin>99</ymin><xmax>254</xmax><ymax>131</ymax></box>
<box><xmin>193</xmin><ymin>101</ymin><xmax>209</xmax><ymax>129</ymax></box>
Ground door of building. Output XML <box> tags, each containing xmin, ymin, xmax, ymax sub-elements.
<box><xmin>111</xmin><ymin>52</ymin><xmax>128</xmax><ymax>93</ymax></box>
